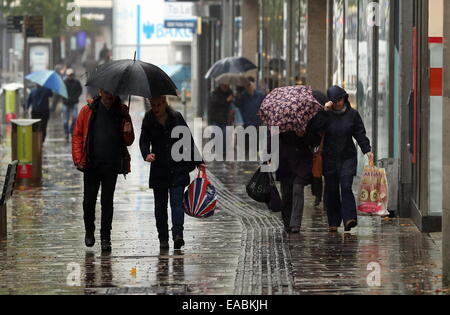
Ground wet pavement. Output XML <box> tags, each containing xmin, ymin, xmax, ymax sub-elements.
<box><xmin>0</xmin><ymin>101</ymin><xmax>448</xmax><ymax>295</ymax></box>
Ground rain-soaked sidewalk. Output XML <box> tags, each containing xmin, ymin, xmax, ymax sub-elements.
<box><xmin>0</xmin><ymin>101</ymin><xmax>447</xmax><ymax>295</ymax></box>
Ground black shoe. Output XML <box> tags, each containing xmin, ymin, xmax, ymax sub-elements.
<box><xmin>174</xmin><ymin>237</ymin><xmax>185</xmax><ymax>250</ymax></box>
<box><xmin>160</xmin><ymin>241</ymin><xmax>169</xmax><ymax>249</ymax></box>
<box><xmin>101</xmin><ymin>239</ymin><xmax>112</xmax><ymax>252</ymax></box>
<box><xmin>344</xmin><ymin>219</ymin><xmax>358</xmax><ymax>232</ymax></box>
<box><xmin>85</xmin><ymin>231</ymin><xmax>95</xmax><ymax>247</ymax></box>
<box><xmin>284</xmin><ymin>226</ymin><xmax>291</xmax><ymax>233</ymax></box>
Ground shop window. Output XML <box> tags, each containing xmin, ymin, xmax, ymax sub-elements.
<box><xmin>377</xmin><ymin>0</ymin><xmax>391</xmax><ymax>160</ymax></box>
<box><xmin>344</xmin><ymin>0</ymin><xmax>358</xmax><ymax>108</ymax></box>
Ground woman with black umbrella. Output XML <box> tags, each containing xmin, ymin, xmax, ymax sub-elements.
<box><xmin>310</xmin><ymin>86</ymin><xmax>373</xmax><ymax>232</ymax></box>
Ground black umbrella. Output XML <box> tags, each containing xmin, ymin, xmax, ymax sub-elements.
<box><xmin>205</xmin><ymin>57</ymin><xmax>257</xmax><ymax>79</ymax></box>
<box><xmin>86</xmin><ymin>54</ymin><xmax>178</xmax><ymax>106</ymax></box>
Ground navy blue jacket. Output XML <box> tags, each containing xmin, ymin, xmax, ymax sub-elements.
<box><xmin>236</xmin><ymin>90</ymin><xmax>264</xmax><ymax>126</ymax></box>
<box><xmin>27</xmin><ymin>87</ymin><xmax>53</xmax><ymax>112</ymax></box>
<box><xmin>140</xmin><ymin>108</ymin><xmax>203</xmax><ymax>189</ymax></box>
<box><xmin>309</xmin><ymin>106</ymin><xmax>371</xmax><ymax>177</ymax></box>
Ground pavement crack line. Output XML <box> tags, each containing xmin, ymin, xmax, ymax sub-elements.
<box><xmin>208</xmin><ymin>171</ymin><xmax>295</xmax><ymax>295</ymax></box>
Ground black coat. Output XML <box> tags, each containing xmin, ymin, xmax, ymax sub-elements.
<box><xmin>276</xmin><ymin>131</ymin><xmax>321</xmax><ymax>186</ymax></box>
<box><xmin>139</xmin><ymin>108</ymin><xmax>202</xmax><ymax>189</ymax></box>
<box><xmin>64</xmin><ymin>78</ymin><xmax>83</xmax><ymax>106</ymax></box>
<box><xmin>208</xmin><ymin>88</ymin><xmax>233</xmax><ymax>126</ymax></box>
<box><xmin>309</xmin><ymin>106</ymin><xmax>371</xmax><ymax>177</ymax></box>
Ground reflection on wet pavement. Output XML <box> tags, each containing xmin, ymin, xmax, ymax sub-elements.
<box><xmin>0</xmin><ymin>104</ymin><xmax>447</xmax><ymax>295</ymax></box>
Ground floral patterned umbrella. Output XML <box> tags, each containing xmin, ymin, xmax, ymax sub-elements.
<box><xmin>258</xmin><ymin>85</ymin><xmax>323</xmax><ymax>133</ymax></box>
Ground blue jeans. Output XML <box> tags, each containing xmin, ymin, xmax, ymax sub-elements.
<box><xmin>63</xmin><ymin>104</ymin><xmax>78</xmax><ymax>136</ymax></box>
<box><xmin>153</xmin><ymin>186</ymin><xmax>185</xmax><ymax>241</ymax></box>
<box><xmin>324</xmin><ymin>175</ymin><xmax>357</xmax><ymax>227</ymax></box>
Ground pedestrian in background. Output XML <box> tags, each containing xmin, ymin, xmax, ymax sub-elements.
<box><xmin>26</xmin><ymin>85</ymin><xmax>53</xmax><ymax>142</ymax></box>
<box><xmin>310</xmin><ymin>85</ymin><xmax>373</xmax><ymax>232</ymax></box>
<box><xmin>236</xmin><ymin>76</ymin><xmax>264</xmax><ymax>128</ymax></box>
<box><xmin>72</xmin><ymin>89</ymin><xmax>135</xmax><ymax>252</ymax></box>
<box><xmin>140</xmin><ymin>96</ymin><xmax>206</xmax><ymax>250</ymax></box>
<box><xmin>63</xmin><ymin>68</ymin><xmax>83</xmax><ymax>142</ymax></box>
<box><xmin>277</xmin><ymin>130</ymin><xmax>321</xmax><ymax>233</ymax></box>
<box><xmin>208</xmin><ymin>83</ymin><xmax>234</xmax><ymax>128</ymax></box>
<box><xmin>208</xmin><ymin>84</ymin><xmax>234</xmax><ymax>154</ymax></box>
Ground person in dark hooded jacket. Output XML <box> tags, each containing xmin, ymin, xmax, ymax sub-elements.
<box><xmin>310</xmin><ymin>85</ymin><xmax>373</xmax><ymax>232</ymax></box>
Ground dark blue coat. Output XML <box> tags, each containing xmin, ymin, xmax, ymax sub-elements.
<box><xmin>309</xmin><ymin>106</ymin><xmax>371</xmax><ymax>177</ymax></box>
<box><xmin>27</xmin><ymin>86</ymin><xmax>53</xmax><ymax>112</ymax></box>
<box><xmin>139</xmin><ymin>108</ymin><xmax>203</xmax><ymax>189</ymax></box>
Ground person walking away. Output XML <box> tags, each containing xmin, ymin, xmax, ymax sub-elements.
<box><xmin>310</xmin><ymin>85</ymin><xmax>373</xmax><ymax>232</ymax></box>
<box><xmin>208</xmin><ymin>84</ymin><xmax>234</xmax><ymax>155</ymax></box>
<box><xmin>26</xmin><ymin>85</ymin><xmax>53</xmax><ymax>142</ymax></box>
<box><xmin>72</xmin><ymin>89</ymin><xmax>135</xmax><ymax>252</ymax></box>
<box><xmin>63</xmin><ymin>69</ymin><xmax>83</xmax><ymax>142</ymax></box>
<box><xmin>277</xmin><ymin>130</ymin><xmax>321</xmax><ymax>233</ymax></box>
<box><xmin>140</xmin><ymin>96</ymin><xmax>206</xmax><ymax>250</ymax></box>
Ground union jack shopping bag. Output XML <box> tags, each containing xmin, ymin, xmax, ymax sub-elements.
<box><xmin>183</xmin><ymin>170</ymin><xmax>217</xmax><ymax>218</ymax></box>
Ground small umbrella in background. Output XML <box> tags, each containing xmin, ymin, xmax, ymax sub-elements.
<box><xmin>205</xmin><ymin>57</ymin><xmax>257</xmax><ymax>79</ymax></box>
<box><xmin>86</xmin><ymin>53</ymin><xmax>178</xmax><ymax>107</ymax></box>
<box><xmin>25</xmin><ymin>70</ymin><xmax>68</xmax><ymax>98</ymax></box>
<box><xmin>215</xmin><ymin>73</ymin><xmax>250</xmax><ymax>87</ymax></box>
<box><xmin>258</xmin><ymin>85</ymin><xmax>323</xmax><ymax>133</ymax></box>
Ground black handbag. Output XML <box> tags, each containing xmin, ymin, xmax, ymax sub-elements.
<box><xmin>246</xmin><ymin>167</ymin><xmax>275</xmax><ymax>203</ymax></box>
<box><xmin>267</xmin><ymin>184</ymin><xmax>282</xmax><ymax>212</ymax></box>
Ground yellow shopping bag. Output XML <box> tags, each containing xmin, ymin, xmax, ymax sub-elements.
<box><xmin>357</xmin><ymin>155</ymin><xmax>389</xmax><ymax>216</ymax></box>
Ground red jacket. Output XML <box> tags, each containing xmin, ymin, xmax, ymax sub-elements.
<box><xmin>72</xmin><ymin>98</ymin><xmax>135</xmax><ymax>172</ymax></box>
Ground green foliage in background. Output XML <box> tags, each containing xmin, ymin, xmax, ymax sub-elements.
<box><xmin>0</xmin><ymin>0</ymin><xmax>93</xmax><ymax>38</ymax></box>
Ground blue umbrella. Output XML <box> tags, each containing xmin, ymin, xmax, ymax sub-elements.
<box><xmin>25</xmin><ymin>70</ymin><xmax>68</xmax><ymax>98</ymax></box>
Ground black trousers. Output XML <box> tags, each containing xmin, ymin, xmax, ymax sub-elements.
<box><xmin>83</xmin><ymin>167</ymin><xmax>118</xmax><ymax>239</ymax></box>
<box><xmin>31</xmin><ymin>110</ymin><xmax>50</xmax><ymax>142</ymax></box>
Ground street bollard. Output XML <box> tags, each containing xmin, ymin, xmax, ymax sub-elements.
<box><xmin>10</xmin><ymin>119</ymin><xmax>43</xmax><ymax>188</ymax></box>
<box><xmin>1</xmin><ymin>84</ymin><xmax>22</xmax><ymax>124</ymax></box>
<box><xmin>0</xmin><ymin>161</ymin><xmax>19</xmax><ymax>240</ymax></box>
